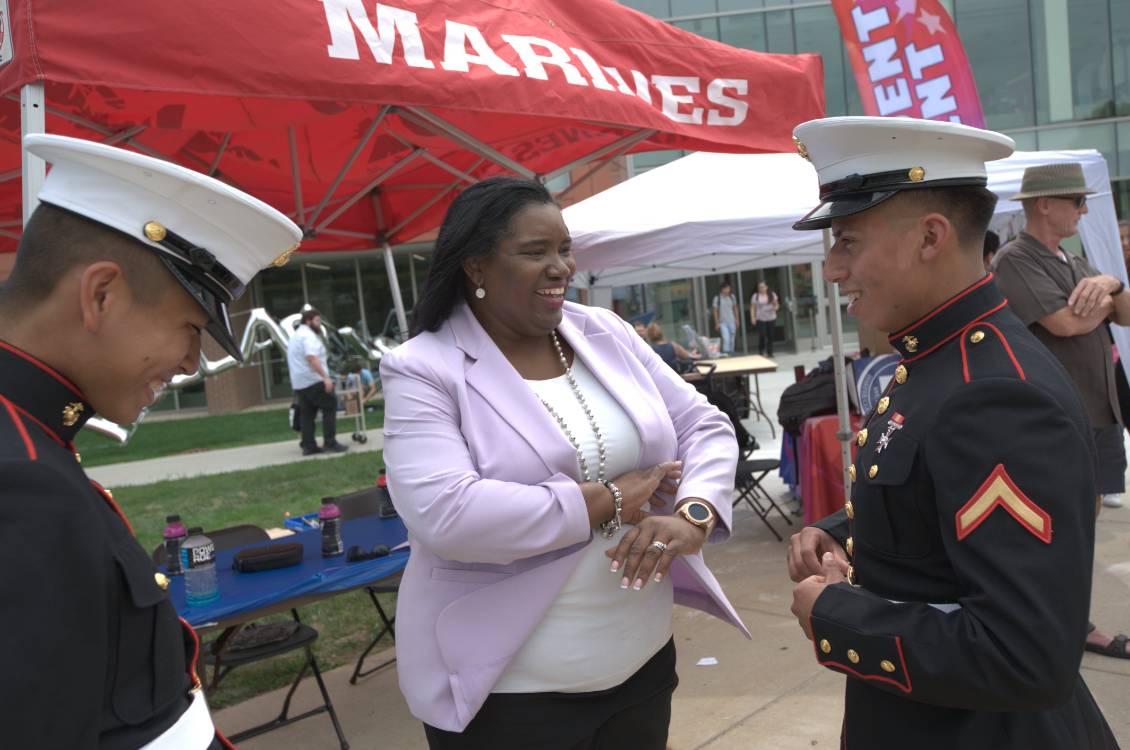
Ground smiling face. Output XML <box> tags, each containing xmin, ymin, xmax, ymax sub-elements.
<box><xmin>824</xmin><ymin>199</ymin><xmax>934</xmax><ymax>333</ymax></box>
<box><xmin>80</xmin><ymin>272</ymin><xmax>207</xmax><ymax>424</ymax></box>
<box><xmin>465</xmin><ymin>201</ymin><xmax>575</xmax><ymax>343</ymax></box>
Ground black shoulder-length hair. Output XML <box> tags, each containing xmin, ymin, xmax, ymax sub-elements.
<box><xmin>410</xmin><ymin>176</ymin><xmax>555</xmax><ymax>336</ymax></box>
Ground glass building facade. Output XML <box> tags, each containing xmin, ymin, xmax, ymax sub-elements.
<box><xmin>615</xmin><ymin>0</ymin><xmax>1130</xmax><ymax>353</ymax></box>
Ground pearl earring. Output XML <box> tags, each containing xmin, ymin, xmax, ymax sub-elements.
<box><xmin>475</xmin><ymin>286</ymin><xmax>486</xmax><ymax>300</ymax></box>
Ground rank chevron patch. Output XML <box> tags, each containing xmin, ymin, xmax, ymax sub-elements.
<box><xmin>955</xmin><ymin>464</ymin><xmax>1052</xmax><ymax>544</ymax></box>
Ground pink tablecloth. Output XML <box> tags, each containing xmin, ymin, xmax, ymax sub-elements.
<box><xmin>800</xmin><ymin>414</ymin><xmax>863</xmax><ymax>525</ymax></box>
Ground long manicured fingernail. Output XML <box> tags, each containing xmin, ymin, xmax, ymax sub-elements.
<box><xmin>654</xmin><ymin>572</ymin><xmax>664</xmax><ymax>583</ymax></box>
<box><xmin>610</xmin><ymin>560</ymin><xmax>620</xmax><ymax>573</ymax></box>
<box><xmin>620</xmin><ymin>577</ymin><xmax>630</xmax><ymax>589</ymax></box>
<box><xmin>632</xmin><ymin>578</ymin><xmax>643</xmax><ymax>590</ymax></box>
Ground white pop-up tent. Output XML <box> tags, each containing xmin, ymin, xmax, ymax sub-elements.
<box><xmin>564</xmin><ymin>147</ymin><xmax>1128</xmax><ymax>358</ymax></box>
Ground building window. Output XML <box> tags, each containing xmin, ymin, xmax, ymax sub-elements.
<box><xmin>957</xmin><ymin>0</ymin><xmax>1036</xmax><ymax>130</ymax></box>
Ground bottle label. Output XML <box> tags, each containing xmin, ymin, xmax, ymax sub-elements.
<box><xmin>186</xmin><ymin>542</ymin><xmax>215</xmax><ymax>569</ymax></box>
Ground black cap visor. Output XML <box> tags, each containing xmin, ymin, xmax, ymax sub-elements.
<box><xmin>156</xmin><ymin>256</ymin><xmax>243</xmax><ymax>361</ymax></box>
<box><xmin>792</xmin><ymin>190</ymin><xmax>900</xmax><ymax>231</ymax></box>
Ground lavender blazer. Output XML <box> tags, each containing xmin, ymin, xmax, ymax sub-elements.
<box><xmin>380</xmin><ymin>301</ymin><xmax>749</xmax><ymax>732</ymax></box>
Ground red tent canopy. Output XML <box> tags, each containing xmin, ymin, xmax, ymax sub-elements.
<box><xmin>0</xmin><ymin>0</ymin><xmax>824</xmax><ymax>254</ymax></box>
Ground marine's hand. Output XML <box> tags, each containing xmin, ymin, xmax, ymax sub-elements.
<box><xmin>605</xmin><ymin>514</ymin><xmax>706</xmax><ymax>591</ymax></box>
<box><xmin>787</xmin><ymin>527</ymin><xmax>846</xmax><ymax>582</ymax></box>
<box><xmin>790</xmin><ymin>552</ymin><xmax>848</xmax><ymax>640</ymax></box>
<box><xmin>1069</xmin><ymin>275</ymin><xmax>1119</xmax><ymax>317</ymax></box>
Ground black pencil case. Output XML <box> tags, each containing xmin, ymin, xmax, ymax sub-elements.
<box><xmin>232</xmin><ymin>542</ymin><xmax>304</xmax><ymax>572</ymax></box>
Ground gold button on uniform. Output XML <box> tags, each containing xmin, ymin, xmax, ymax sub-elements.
<box><xmin>880</xmin><ymin>660</ymin><xmax>896</xmax><ymax>673</ymax></box>
<box><xmin>848</xmin><ymin>464</ymin><xmax>857</xmax><ymax>482</ymax></box>
<box><xmin>74</xmin><ymin>452</ymin><xmax>81</xmax><ymax>464</ymax></box>
<box><xmin>846</xmin><ymin>537</ymin><xmax>854</xmax><ymax>556</ymax></box>
<box><xmin>143</xmin><ymin>221</ymin><xmax>168</xmax><ymax>242</ymax></box>
<box><xmin>877</xmin><ymin>397</ymin><xmax>890</xmax><ymax>414</ymax></box>
<box><xmin>847</xmin><ymin>649</ymin><xmax>861</xmax><ymax>664</ymax></box>
<box><xmin>868</xmin><ymin>465</ymin><xmax>878</xmax><ymax>479</ymax></box>
<box><xmin>845</xmin><ymin>500</ymin><xmax>855</xmax><ymax>519</ymax></box>
<box><xmin>820</xmin><ymin>639</ymin><xmax>832</xmax><ymax>654</ymax></box>
<box><xmin>894</xmin><ymin>364</ymin><xmax>908</xmax><ymax>384</ymax></box>
<box><xmin>970</xmin><ymin>330</ymin><xmax>985</xmax><ymax>343</ymax></box>
<box><xmin>847</xmin><ymin>565</ymin><xmax>856</xmax><ymax>585</ymax></box>
<box><xmin>857</xmin><ymin>429</ymin><xmax>868</xmax><ymax>446</ymax></box>
<box><xmin>154</xmin><ymin>572</ymin><xmax>170</xmax><ymax>591</ymax></box>
<box><xmin>908</xmin><ymin>166</ymin><xmax>926</xmax><ymax>182</ymax></box>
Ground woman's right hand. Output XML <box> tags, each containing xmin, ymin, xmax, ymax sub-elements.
<box><xmin>611</xmin><ymin>461</ymin><xmax>682</xmax><ymax>525</ymax></box>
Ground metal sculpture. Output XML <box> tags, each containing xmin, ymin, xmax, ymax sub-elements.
<box><xmin>83</xmin><ymin>307</ymin><xmax>390</xmax><ymax>443</ymax></box>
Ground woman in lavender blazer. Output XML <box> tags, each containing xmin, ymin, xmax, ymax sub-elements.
<box><xmin>381</xmin><ymin>177</ymin><xmax>748</xmax><ymax>749</ymax></box>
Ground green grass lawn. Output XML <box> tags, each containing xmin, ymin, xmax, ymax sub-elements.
<box><xmin>116</xmin><ymin>450</ymin><xmax>395</xmax><ymax>710</ymax></box>
<box><xmin>74</xmin><ymin>405</ymin><xmax>384</xmax><ymax>468</ymax></box>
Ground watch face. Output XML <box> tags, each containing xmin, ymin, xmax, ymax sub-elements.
<box><xmin>687</xmin><ymin>503</ymin><xmax>710</xmax><ymax>522</ymax></box>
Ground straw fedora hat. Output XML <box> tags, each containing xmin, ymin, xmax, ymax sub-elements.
<box><xmin>1009</xmin><ymin>162</ymin><xmax>1095</xmax><ymax>201</ymax></box>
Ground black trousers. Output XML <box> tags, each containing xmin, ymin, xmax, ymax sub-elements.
<box><xmin>756</xmin><ymin>320</ymin><xmax>775</xmax><ymax>356</ymax></box>
<box><xmin>295</xmin><ymin>381</ymin><xmax>337</xmax><ymax>450</ymax></box>
<box><xmin>1093</xmin><ymin>423</ymin><xmax>1126</xmax><ymax>495</ymax></box>
<box><xmin>424</xmin><ymin>638</ymin><xmax>678</xmax><ymax>750</ymax></box>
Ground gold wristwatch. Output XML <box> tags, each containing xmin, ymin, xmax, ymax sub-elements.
<box><xmin>676</xmin><ymin>500</ymin><xmax>715</xmax><ymax>533</ymax></box>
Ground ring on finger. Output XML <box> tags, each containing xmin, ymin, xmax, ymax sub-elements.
<box><xmin>649</xmin><ymin>540</ymin><xmax>668</xmax><ymax>552</ymax></box>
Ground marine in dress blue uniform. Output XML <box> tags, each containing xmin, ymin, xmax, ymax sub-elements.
<box><xmin>788</xmin><ymin>117</ymin><xmax>1119</xmax><ymax>749</ymax></box>
<box><xmin>0</xmin><ymin>135</ymin><xmax>301</xmax><ymax>748</ymax></box>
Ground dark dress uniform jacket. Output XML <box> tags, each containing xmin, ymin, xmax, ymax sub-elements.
<box><xmin>811</xmin><ymin>276</ymin><xmax>1119</xmax><ymax>749</ymax></box>
<box><xmin>0</xmin><ymin>341</ymin><xmax>222</xmax><ymax>748</ymax></box>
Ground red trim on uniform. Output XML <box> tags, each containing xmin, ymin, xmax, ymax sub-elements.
<box><xmin>90</xmin><ymin>479</ymin><xmax>134</xmax><ymax>535</ymax></box>
<box><xmin>177</xmin><ymin>618</ymin><xmax>235</xmax><ymax>749</ymax></box>
<box><xmin>809</xmin><ymin>618</ymin><xmax>913</xmax><ymax>694</ymax></box>
<box><xmin>981</xmin><ymin>322</ymin><xmax>1025</xmax><ymax>379</ymax></box>
<box><xmin>5</xmin><ymin>400</ymin><xmax>66</xmax><ymax>447</ymax></box>
<box><xmin>955</xmin><ymin>464</ymin><xmax>1051</xmax><ymax>544</ymax></box>
<box><xmin>0</xmin><ymin>339</ymin><xmax>85</xmax><ymax>399</ymax></box>
<box><xmin>889</xmin><ymin>274</ymin><xmax>995</xmax><ymax>341</ymax></box>
<box><xmin>0</xmin><ymin>394</ymin><xmax>37</xmax><ymax>460</ymax></box>
<box><xmin>899</xmin><ymin>301</ymin><xmax>1008</xmax><ymax>365</ymax></box>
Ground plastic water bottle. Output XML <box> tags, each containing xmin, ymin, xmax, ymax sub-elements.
<box><xmin>181</xmin><ymin>527</ymin><xmax>220</xmax><ymax>607</ymax></box>
<box><xmin>320</xmin><ymin>497</ymin><xmax>344</xmax><ymax>557</ymax></box>
<box><xmin>162</xmin><ymin>514</ymin><xmax>188</xmax><ymax>576</ymax></box>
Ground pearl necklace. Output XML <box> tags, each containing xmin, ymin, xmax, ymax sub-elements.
<box><xmin>537</xmin><ymin>331</ymin><xmax>607</xmax><ymax>482</ymax></box>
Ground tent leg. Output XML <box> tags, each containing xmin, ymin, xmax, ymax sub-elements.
<box><xmin>813</xmin><ymin>259</ymin><xmax>828</xmax><ymax>349</ymax></box>
<box><xmin>823</xmin><ymin>229</ymin><xmax>853</xmax><ymax>504</ymax></box>
<box><xmin>383</xmin><ymin>242</ymin><xmax>409</xmax><ymax>340</ymax></box>
<box><xmin>21</xmin><ymin>83</ymin><xmax>45</xmax><ymax>224</ymax></box>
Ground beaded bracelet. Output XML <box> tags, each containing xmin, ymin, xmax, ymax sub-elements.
<box><xmin>599</xmin><ymin>480</ymin><xmax>623</xmax><ymax>538</ymax></box>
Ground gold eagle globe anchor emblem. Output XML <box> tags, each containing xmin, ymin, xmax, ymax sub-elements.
<box><xmin>62</xmin><ymin>402</ymin><xmax>85</xmax><ymax>427</ymax></box>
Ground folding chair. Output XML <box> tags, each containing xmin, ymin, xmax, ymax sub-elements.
<box><xmin>153</xmin><ymin>525</ymin><xmax>349</xmax><ymax>749</ymax></box>
<box><xmin>733</xmin><ymin>458</ymin><xmax>792</xmax><ymax>541</ymax></box>
<box><xmin>691</xmin><ymin>363</ymin><xmax>792</xmax><ymax>541</ymax></box>
<box><xmin>329</xmin><ymin>486</ymin><xmax>401</xmax><ymax>684</ymax></box>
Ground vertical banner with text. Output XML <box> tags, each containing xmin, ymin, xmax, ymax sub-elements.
<box><xmin>830</xmin><ymin>0</ymin><xmax>984</xmax><ymax>128</ymax></box>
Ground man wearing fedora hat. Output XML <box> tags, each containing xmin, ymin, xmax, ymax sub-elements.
<box><xmin>993</xmin><ymin>162</ymin><xmax>1130</xmax><ymax>661</ymax></box>
<box><xmin>786</xmin><ymin>118</ymin><xmax>1118</xmax><ymax>748</ymax></box>
<box><xmin>0</xmin><ymin>135</ymin><xmax>301</xmax><ymax>748</ymax></box>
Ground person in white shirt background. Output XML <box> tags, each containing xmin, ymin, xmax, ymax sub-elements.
<box><xmin>286</xmin><ymin>307</ymin><xmax>349</xmax><ymax>456</ymax></box>
<box><xmin>711</xmin><ymin>281</ymin><xmax>738</xmax><ymax>355</ymax></box>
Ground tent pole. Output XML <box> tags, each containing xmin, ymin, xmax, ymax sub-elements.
<box><xmin>813</xmin><ymin>259</ymin><xmax>828</xmax><ymax>349</ymax></box>
<box><xmin>21</xmin><ymin>83</ymin><xmax>45</xmax><ymax>224</ymax></box>
<box><xmin>823</xmin><ymin>229</ymin><xmax>853</xmax><ymax>504</ymax></box>
<box><xmin>383</xmin><ymin>242</ymin><xmax>409</xmax><ymax>339</ymax></box>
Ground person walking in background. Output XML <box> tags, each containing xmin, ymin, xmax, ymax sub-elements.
<box><xmin>380</xmin><ymin>176</ymin><xmax>746</xmax><ymax>749</ymax></box>
<box><xmin>711</xmin><ymin>280</ymin><xmax>738</xmax><ymax>355</ymax></box>
<box><xmin>749</xmin><ymin>281</ymin><xmax>779</xmax><ymax>357</ymax></box>
<box><xmin>646</xmin><ymin>321</ymin><xmax>699</xmax><ymax>372</ymax></box>
<box><xmin>787</xmin><ymin>117</ymin><xmax>1118</xmax><ymax>748</ymax></box>
<box><xmin>992</xmin><ymin>161</ymin><xmax>1130</xmax><ymax>660</ymax></box>
<box><xmin>287</xmin><ymin>308</ymin><xmax>348</xmax><ymax>456</ymax></box>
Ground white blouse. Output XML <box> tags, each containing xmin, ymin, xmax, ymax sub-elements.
<box><xmin>493</xmin><ymin>357</ymin><xmax>674</xmax><ymax>693</ymax></box>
